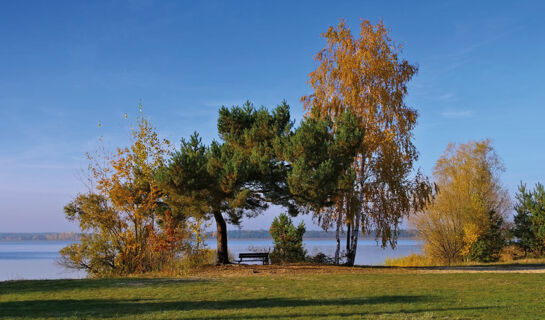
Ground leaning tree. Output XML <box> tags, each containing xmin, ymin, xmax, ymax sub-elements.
<box><xmin>158</xmin><ymin>101</ymin><xmax>296</xmax><ymax>264</ymax></box>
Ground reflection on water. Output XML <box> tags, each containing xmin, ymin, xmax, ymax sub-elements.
<box><xmin>0</xmin><ymin>239</ymin><xmax>421</xmax><ymax>281</ymax></box>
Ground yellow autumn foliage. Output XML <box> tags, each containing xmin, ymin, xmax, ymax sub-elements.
<box><xmin>384</xmin><ymin>253</ymin><xmax>435</xmax><ymax>267</ymax></box>
<box><xmin>411</xmin><ymin>140</ymin><xmax>510</xmax><ymax>265</ymax></box>
<box><xmin>301</xmin><ymin>19</ymin><xmax>430</xmax><ymax>262</ymax></box>
<box><xmin>61</xmin><ymin>107</ymin><xmax>207</xmax><ymax>277</ymax></box>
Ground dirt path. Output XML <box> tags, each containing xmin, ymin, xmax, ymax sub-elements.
<box><xmin>191</xmin><ymin>263</ymin><xmax>545</xmax><ymax>277</ymax></box>
<box><xmin>414</xmin><ymin>265</ymin><xmax>545</xmax><ymax>273</ymax></box>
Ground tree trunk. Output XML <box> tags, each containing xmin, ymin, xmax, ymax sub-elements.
<box><xmin>345</xmin><ymin>222</ymin><xmax>354</xmax><ymax>265</ymax></box>
<box><xmin>346</xmin><ymin>222</ymin><xmax>351</xmax><ymax>252</ymax></box>
<box><xmin>346</xmin><ymin>158</ymin><xmax>366</xmax><ymax>267</ymax></box>
<box><xmin>346</xmin><ymin>214</ymin><xmax>361</xmax><ymax>266</ymax></box>
<box><xmin>334</xmin><ymin>212</ymin><xmax>342</xmax><ymax>265</ymax></box>
<box><xmin>213</xmin><ymin>211</ymin><xmax>230</xmax><ymax>264</ymax></box>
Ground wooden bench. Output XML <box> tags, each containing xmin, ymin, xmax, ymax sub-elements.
<box><xmin>237</xmin><ymin>252</ymin><xmax>269</xmax><ymax>265</ymax></box>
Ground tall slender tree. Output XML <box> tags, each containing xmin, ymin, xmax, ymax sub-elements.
<box><xmin>302</xmin><ymin>19</ymin><xmax>431</xmax><ymax>265</ymax></box>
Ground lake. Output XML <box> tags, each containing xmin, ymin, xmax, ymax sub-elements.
<box><xmin>0</xmin><ymin>239</ymin><xmax>422</xmax><ymax>281</ymax></box>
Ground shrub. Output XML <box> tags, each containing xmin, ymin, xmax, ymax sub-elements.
<box><xmin>180</xmin><ymin>249</ymin><xmax>216</xmax><ymax>275</ymax></box>
<box><xmin>307</xmin><ymin>252</ymin><xmax>335</xmax><ymax>265</ymax></box>
<box><xmin>499</xmin><ymin>244</ymin><xmax>526</xmax><ymax>262</ymax></box>
<box><xmin>269</xmin><ymin>213</ymin><xmax>306</xmax><ymax>263</ymax></box>
<box><xmin>384</xmin><ymin>253</ymin><xmax>435</xmax><ymax>267</ymax></box>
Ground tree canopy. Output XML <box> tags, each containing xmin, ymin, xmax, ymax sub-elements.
<box><xmin>158</xmin><ymin>101</ymin><xmax>295</xmax><ymax>264</ymax></box>
<box><xmin>283</xmin><ymin>110</ymin><xmax>363</xmax><ymax>213</ymax></box>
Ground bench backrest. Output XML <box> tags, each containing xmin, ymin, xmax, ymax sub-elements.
<box><xmin>239</xmin><ymin>252</ymin><xmax>268</xmax><ymax>258</ymax></box>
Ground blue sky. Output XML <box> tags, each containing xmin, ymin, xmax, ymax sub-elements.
<box><xmin>1</xmin><ymin>0</ymin><xmax>544</xmax><ymax>232</ymax></box>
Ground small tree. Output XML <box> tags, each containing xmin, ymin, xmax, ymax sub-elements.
<box><xmin>513</xmin><ymin>183</ymin><xmax>545</xmax><ymax>256</ymax></box>
<box><xmin>412</xmin><ymin>140</ymin><xmax>510</xmax><ymax>265</ymax></box>
<box><xmin>468</xmin><ymin>210</ymin><xmax>507</xmax><ymax>262</ymax></box>
<box><xmin>61</xmin><ymin>108</ymin><xmax>189</xmax><ymax>276</ymax></box>
<box><xmin>269</xmin><ymin>213</ymin><xmax>306</xmax><ymax>263</ymax></box>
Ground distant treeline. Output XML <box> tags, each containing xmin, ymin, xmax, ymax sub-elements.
<box><xmin>209</xmin><ymin>229</ymin><xmax>418</xmax><ymax>240</ymax></box>
<box><xmin>0</xmin><ymin>232</ymin><xmax>81</xmax><ymax>241</ymax></box>
<box><xmin>0</xmin><ymin>230</ymin><xmax>418</xmax><ymax>241</ymax></box>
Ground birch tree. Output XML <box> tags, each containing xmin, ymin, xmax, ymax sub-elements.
<box><xmin>302</xmin><ymin>20</ymin><xmax>430</xmax><ymax>265</ymax></box>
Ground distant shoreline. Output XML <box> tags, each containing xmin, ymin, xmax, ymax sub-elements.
<box><xmin>0</xmin><ymin>230</ymin><xmax>418</xmax><ymax>241</ymax></box>
<box><xmin>0</xmin><ymin>232</ymin><xmax>81</xmax><ymax>241</ymax></box>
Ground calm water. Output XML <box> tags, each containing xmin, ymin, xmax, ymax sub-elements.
<box><xmin>0</xmin><ymin>239</ymin><xmax>421</xmax><ymax>281</ymax></box>
<box><xmin>0</xmin><ymin>241</ymin><xmax>85</xmax><ymax>281</ymax></box>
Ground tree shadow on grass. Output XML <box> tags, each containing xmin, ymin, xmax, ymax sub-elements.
<box><xmin>189</xmin><ymin>306</ymin><xmax>500</xmax><ymax>319</ymax></box>
<box><xmin>0</xmin><ymin>295</ymin><xmax>500</xmax><ymax>319</ymax></box>
<box><xmin>0</xmin><ymin>278</ymin><xmax>207</xmax><ymax>296</ymax></box>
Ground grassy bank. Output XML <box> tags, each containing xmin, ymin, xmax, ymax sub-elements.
<box><xmin>1</xmin><ymin>266</ymin><xmax>544</xmax><ymax>319</ymax></box>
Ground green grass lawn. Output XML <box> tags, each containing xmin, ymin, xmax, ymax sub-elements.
<box><xmin>1</xmin><ymin>271</ymin><xmax>544</xmax><ymax>319</ymax></box>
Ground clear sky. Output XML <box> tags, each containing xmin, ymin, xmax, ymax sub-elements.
<box><xmin>1</xmin><ymin>0</ymin><xmax>544</xmax><ymax>232</ymax></box>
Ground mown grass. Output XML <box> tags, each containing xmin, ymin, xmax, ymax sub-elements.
<box><xmin>1</xmin><ymin>271</ymin><xmax>544</xmax><ymax>319</ymax></box>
